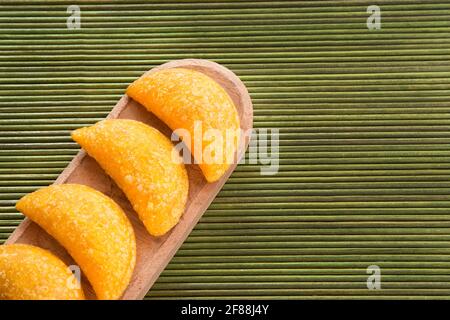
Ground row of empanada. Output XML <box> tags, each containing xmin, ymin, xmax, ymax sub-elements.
<box><xmin>0</xmin><ymin>67</ymin><xmax>240</xmax><ymax>299</ymax></box>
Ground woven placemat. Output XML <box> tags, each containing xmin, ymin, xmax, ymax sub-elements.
<box><xmin>1</xmin><ymin>0</ymin><xmax>450</xmax><ymax>299</ymax></box>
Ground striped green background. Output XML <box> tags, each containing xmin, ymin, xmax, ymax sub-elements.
<box><xmin>1</xmin><ymin>0</ymin><xmax>450</xmax><ymax>299</ymax></box>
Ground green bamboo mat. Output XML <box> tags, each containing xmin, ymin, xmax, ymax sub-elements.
<box><xmin>1</xmin><ymin>0</ymin><xmax>450</xmax><ymax>299</ymax></box>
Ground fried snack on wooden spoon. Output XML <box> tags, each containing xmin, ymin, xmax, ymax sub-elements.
<box><xmin>0</xmin><ymin>244</ymin><xmax>84</xmax><ymax>300</ymax></box>
<box><xmin>71</xmin><ymin>119</ymin><xmax>189</xmax><ymax>237</ymax></box>
<box><xmin>16</xmin><ymin>184</ymin><xmax>136</xmax><ymax>300</ymax></box>
<box><xmin>126</xmin><ymin>67</ymin><xmax>241</xmax><ymax>183</ymax></box>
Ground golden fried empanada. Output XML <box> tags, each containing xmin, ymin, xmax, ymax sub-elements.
<box><xmin>126</xmin><ymin>68</ymin><xmax>240</xmax><ymax>182</ymax></box>
<box><xmin>71</xmin><ymin>119</ymin><xmax>189</xmax><ymax>237</ymax></box>
<box><xmin>16</xmin><ymin>184</ymin><xmax>136</xmax><ymax>300</ymax></box>
<box><xmin>0</xmin><ymin>244</ymin><xmax>84</xmax><ymax>300</ymax></box>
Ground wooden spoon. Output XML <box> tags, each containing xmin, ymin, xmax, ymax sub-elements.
<box><xmin>6</xmin><ymin>59</ymin><xmax>254</xmax><ymax>300</ymax></box>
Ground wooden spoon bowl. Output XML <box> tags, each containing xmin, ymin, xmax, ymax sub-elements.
<box><xmin>6</xmin><ymin>59</ymin><xmax>254</xmax><ymax>300</ymax></box>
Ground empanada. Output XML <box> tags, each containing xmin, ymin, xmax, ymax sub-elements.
<box><xmin>0</xmin><ymin>244</ymin><xmax>84</xmax><ymax>300</ymax></box>
<box><xmin>126</xmin><ymin>68</ymin><xmax>240</xmax><ymax>182</ymax></box>
<box><xmin>16</xmin><ymin>184</ymin><xmax>136</xmax><ymax>300</ymax></box>
<box><xmin>71</xmin><ymin>119</ymin><xmax>189</xmax><ymax>237</ymax></box>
